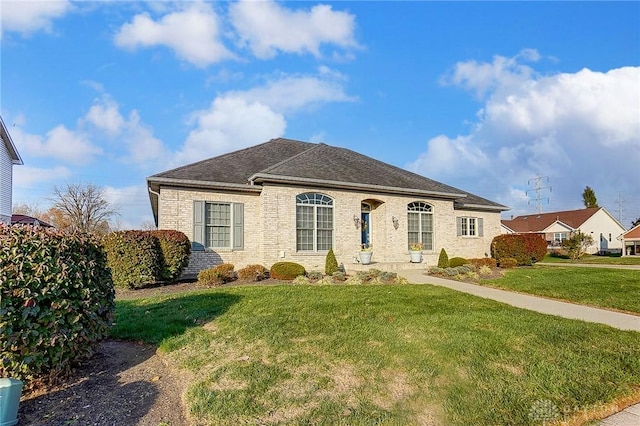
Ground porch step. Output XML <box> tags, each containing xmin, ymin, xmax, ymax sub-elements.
<box><xmin>345</xmin><ymin>261</ymin><xmax>428</xmax><ymax>273</ymax></box>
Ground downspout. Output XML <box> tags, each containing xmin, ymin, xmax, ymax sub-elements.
<box><xmin>148</xmin><ymin>186</ymin><xmax>160</xmax><ymax>227</ymax></box>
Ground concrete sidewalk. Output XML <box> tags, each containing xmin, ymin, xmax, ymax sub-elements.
<box><xmin>399</xmin><ymin>270</ymin><xmax>640</xmax><ymax>332</ymax></box>
<box><xmin>398</xmin><ymin>270</ymin><xmax>640</xmax><ymax>425</ymax></box>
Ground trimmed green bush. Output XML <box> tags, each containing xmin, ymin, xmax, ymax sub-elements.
<box><xmin>325</xmin><ymin>248</ymin><xmax>339</xmax><ymax>275</ymax></box>
<box><xmin>237</xmin><ymin>264</ymin><xmax>268</xmax><ymax>281</ymax></box>
<box><xmin>0</xmin><ymin>224</ymin><xmax>114</xmax><ymax>384</ymax></box>
<box><xmin>270</xmin><ymin>262</ymin><xmax>306</xmax><ymax>280</ymax></box>
<box><xmin>103</xmin><ymin>231</ymin><xmax>162</xmax><ymax>288</ymax></box>
<box><xmin>198</xmin><ymin>263</ymin><xmax>236</xmax><ymax>286</ymax></box>
<box><xmin>491</xmin><ymin>234</ymin><xmax>547</xmax><ymax>266</ymax></box>
<box><xmin>148</xmin><ymin>230</ymin><xmax>190</xmax><ymax>282</ymax></box>
<box><xmin>437</xmin><ymin>248</ymin><xmax>449</xmax><ymax>268</ymax></box>
<box><xmin>449</xmin><ymin>257</ymin><xmax>468</xmax><ymax>267</ymax></box>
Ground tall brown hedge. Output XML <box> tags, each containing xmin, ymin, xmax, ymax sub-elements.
<box><xmin>0</xmin><ymin>224</ymin><xmax>114</xmax><ymax>384</ymax></box>
<box><xmin>491</xmin><ymin>234</ymin><xmax>547</xmax><ymax>266</ymax></box>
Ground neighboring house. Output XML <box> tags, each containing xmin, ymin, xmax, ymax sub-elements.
<box><xmin>11</xmin><ymin>214</ymin><xmax>54</xmax><ymax>228</ymax></box>
<box><xmin>0</xmin><ymin>116</ymin><xmax>23</xmax><ymax>225</ymax></box>
<box><xmin>147</xmin><ymin>138</ymin><xmax>508</xmax><ymax>275</ymax></box>
<box><xmin>620</xmin><ymin>224</ymin><xmax>640</xmax><ymax>256</ymax></box>
<box><xmin>501</xmin><ymin>207</ymin><xmax>626</xmax><ymax>254</ymax></box>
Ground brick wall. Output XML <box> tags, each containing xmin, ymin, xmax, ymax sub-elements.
<box><xmin>158</xmin><ymin>184</ymin><xmax>502</xmax><ymax>275</ymax></box>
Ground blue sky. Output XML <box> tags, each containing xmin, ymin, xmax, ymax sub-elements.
<box><xmin>2</xmin><ymin>0</ymin><xmax>639</xmax><ymax>229</ymax></box>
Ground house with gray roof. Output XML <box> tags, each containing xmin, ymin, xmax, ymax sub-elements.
<box><xmin>0</xmin><ymin>116</ymin><xmax>23</xmax><ymax>225</ymax></box>
<box><xmin>147</xmin><ymin>138</ymin><xmax>508</xmax><ymax>275</ymax></box>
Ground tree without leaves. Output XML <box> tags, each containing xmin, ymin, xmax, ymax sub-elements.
<box><xmin>582</xmin><ymin>186</ymin><xmax>599</xmax><ymax>208</ymax></box>
<box><xmin>50</xmin><ymin>183</ymin><xmax>117</xmax><ymax>235</ymax></box>
<box><xmin>633</xmin><ymin>217</ymin><xmax>640</xmax><ymax>228</ymax></box>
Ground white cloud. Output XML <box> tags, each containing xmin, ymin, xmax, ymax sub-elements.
<box><xmin>229</xmin><ymin>71</ymin><xmax>357</xmax><ymax>114</ymax></box>
<box><xmin>13</xmin><ymin>125</ymin><xmax>102</xmax><ymax>165</ymax></box>
<box><xmin>82</xmin><ymin>95</ymin><xmax>167</xmax><ymax>164</ymax></box>
<box><xmin>0</xmin><ymin>0</ymin><xmax>72</xmax><ymax>36</ymax></box>
<box><xmin>114</xmin><ymin>2</ymin><xmax>233</xmax><ymax>67</ymax></box>
<box><xmin>441</xmin><ymin>49</ymin><xmax>541</xmax><ymax>98</ymax></box>
<box><xmin>84</xmin><ymin>97</ymin><xmax>125</xmax><ymax>136</ymax></box>
<box><xmin>411</xmin><ymin>59</ymin><xmax>640</xmax><ymax>217</ymax></box>
<box><xmin>230</xmin><ymin>0</ymin><xmax>358</xmax><ymax>59</ymax></box>
<box><xmin>176</xmin><ymin>96</ymin><xmax>286</xmax><ymax>165</ymax></box>
<box><xmin>12</xmin><ymin>165</ymin><xmax>71</xmax><ymax>188</ymax></box>
<box><xmin>174</xmin><ymin>69</ymin><xmax>356</xmax><ymax>165</ymax></box>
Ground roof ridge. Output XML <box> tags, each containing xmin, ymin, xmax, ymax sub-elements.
<box><xmin>150</xmin><ymin>138</ymin><xmax>309</xmax><ymax>177</ymax></box>
<box><xmin>257</xmin><ymin>142</ymin><xmax>323</xmax><ymax>175</ymax></box>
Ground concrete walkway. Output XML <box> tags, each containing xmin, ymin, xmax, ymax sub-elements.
<box><xmin>399</xmin><ymin>270</ymin><xmax>640</xmax><ymax>331</ymax></box>
<box><xmin>398</xmin><ymin>269</ymin><xmax>640</xmax><ymax>425</ymax></box>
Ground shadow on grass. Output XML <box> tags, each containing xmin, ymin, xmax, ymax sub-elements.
<box><xmin>110</xmin><ymin>292</ymin><xmax>242</xmax><ymax>345</ymax></box>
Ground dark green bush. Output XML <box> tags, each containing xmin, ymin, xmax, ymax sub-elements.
<box><xmin>237</xmin><ymin>264</ymin><xmax>268</xmax><ymax>281</ymax></box>
<box><xmin>491</xmin><ymin>234</ymin><xmax>548</xmax><ymax>266</ymax></box>
<box><xmin>325</xmin><ymin>248</ymin><xmax>339</xmax><ymax>275</ymax></box>
<box><xmin>270</xmin><ymin>262</ymin><xmax>306</xmax><ymax>280</ymax></box>
<box><xmin>0</xmin><ymin>224</ymin><xmax>114</xmax><ymax>385</ymax></box>
<box><xmin>499</xmin><ymin>257</ymin><xmax>518</xmax><ymax>269</ymax></box>
<box><xmin>437</xmin><ymin>248</ymin><xmax>449</xmax><ymax>268</ymax></box>
<box><xmin>449</xmin><ymin>257</ymin><xmax>468</xmax><ymax>267</ymax></box>
<box><xmin>148</xmin><ymin>230</ymin><xmax>190</xmax><ymax>282</ymax></box>
<box><xmin>198</xmin><ymin>263</ymin><xmax>236</xmax><ymax>286</ymax></box>
<box><xmin>103</xmin><ymin>231</ymin><xmax>162</xmax><ymax>288</ymax></box>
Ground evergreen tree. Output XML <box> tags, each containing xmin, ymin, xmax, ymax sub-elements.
<box><xmin>582</xmin><ymin>186</ymin><xmax>599</xmax><ymax>208</ymax></box>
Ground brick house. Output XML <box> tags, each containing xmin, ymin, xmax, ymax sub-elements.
<box><xmin>147</xmin><ymin>138</ymin><xmax>508</xmax><ymax>275</ymax></box>
<box><xmin>501</xmin><ymin>207</ymin><xmax>626</xmax><ymax>255</ymax></box>
<box><xmin>0</xmin><ymin>116</ymin><xmax>23</xmax><ymax>225</ymax></box>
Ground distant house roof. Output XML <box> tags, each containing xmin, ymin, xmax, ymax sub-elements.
<box><xmin>11</xmin><ymin>214</ymin><xmax>53</xmax><ymax>228</ymax></box>
<box><xmin>622</xmin><ymin>224</ymin><xmax>640</xmax><ymax>240</ymax></box>
<box><xmin>148</xmin><ymin>138</ymin><xmax>508</xmax><ymax>222</ymax></box>
<box><xmin>501</xmin><ymin>207</ymin><xmax>616</xmax><ymax>233</ymax></box>
<box><xmin>0</xmin><ymin>116</ymin><xmax>23</xmax><ymax>165</ymax></box>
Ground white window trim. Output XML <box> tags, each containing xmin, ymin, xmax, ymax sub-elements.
<box><xmin>296</xmin><ymin>193</ymin><xmax>334</xmax><ymax>252</ymax></box>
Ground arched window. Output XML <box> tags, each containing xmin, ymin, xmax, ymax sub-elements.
<box><xmin>407</xmin><ymin>202</ymin><xmax>433</xmax><ymax>250</ymax></box>
<box><xmin>296</xmin><ymin>193</ymin><xmax>333</xmax><ymax>251</ymax></box>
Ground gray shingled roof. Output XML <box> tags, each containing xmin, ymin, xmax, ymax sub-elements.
<box><xmin>147</xmin><ymin>138</ymin><xmax>508</xmax><ymax>222</ymax></box>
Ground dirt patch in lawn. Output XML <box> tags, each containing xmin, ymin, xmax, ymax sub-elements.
<box><xmin>18</xmin><ymin>340</ymin><xmax>190</xmax><ymax>426</ymax></box>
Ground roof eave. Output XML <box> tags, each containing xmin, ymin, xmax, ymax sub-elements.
<box><xmin>249</xmin><ymin>173</ymin><xmax>467</xmax><ymax>199</ymax></box>
<box><xmin>455</xmin><ymin>203</ymin><xmax>509</xmax><ymax>212</ymax></box>
<box><xmin>147</xmin><ymin>177</ymin><xmax>262</xmax><ymax>193</ymax></box>
<box><xmin>1</xmin><ymin>116</ymin><xmax>23</xmax><ymax>165</ymax></box>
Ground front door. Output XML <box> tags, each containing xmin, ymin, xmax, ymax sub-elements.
<box><xmin>361</xmin><ymin>206</ymin><xmax>371</xmax><ymax>248</ymax></box>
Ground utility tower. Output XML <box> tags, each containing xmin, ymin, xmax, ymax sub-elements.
<box><xmin>526</xmin><ymin>175</ymin><xmax>552</xmax><ymax>213</ymax></box>
<box><xmin>614</xmin><ymin>192</ymin><xmax>626</xmax><ymax>224</ymax></box>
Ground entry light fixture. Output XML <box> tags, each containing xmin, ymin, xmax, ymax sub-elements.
<box><xmin>392</xmin><ymin>216</ymin><xmax>399</xmax><ymax>230</ymax></box>
<box><xmin>353</xmin><ymin>214</ymin><xmax>361</xmax><ymax>229</ymax></box>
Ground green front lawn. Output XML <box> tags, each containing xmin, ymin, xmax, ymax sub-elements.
<box><xmin>112</xmin><ymin>284</ymin><xmax>640</xmax><ymax>425</ymax></box>
<box><xmin>543</xmin><ymin>253</ymin><xmax>640</xmax><ymax>265</ymax></box>
<box><xmin>483</xmin><ymin>267</ymin><xmax>640</xmax><ymax>314</ymax></box>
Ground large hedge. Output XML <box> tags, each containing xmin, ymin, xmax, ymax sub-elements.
<box><xmin>148</xmin><ymin>230</ymin><xmax>191</xmax><ymax>282</ymax></box>
<box><xmin>0</xmin><ymin>224</ymin><xmax>114</xmax><ymax>384</ymax></box>
<box><xmin>103</xmin><ymin>230</ymin><xmax>191</xmax><ymax>288</ymax></box>
<box><xmin>491</xmin><ymin>234</ymin><xmax>548</xmax><ymax>266</ymax></box>
<box><xmin>103</xmin><ymin>231</ymin><xmax>162</xmax><ymax>288</ymax></box>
